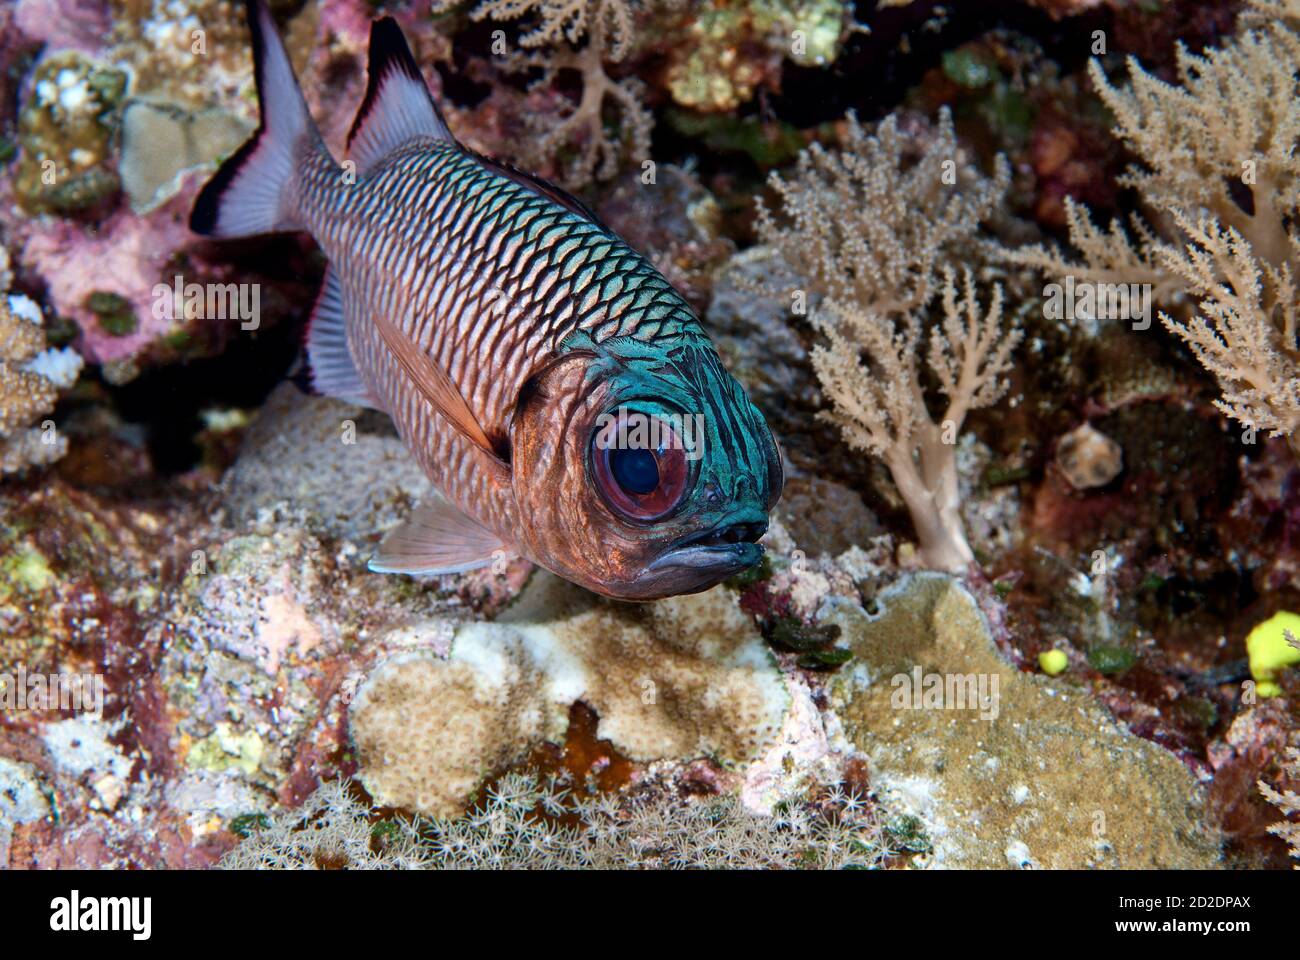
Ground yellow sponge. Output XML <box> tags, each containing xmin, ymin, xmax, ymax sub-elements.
<box><xmin>1245</xmin><ymin>611</ymin><xmax>1300</xmax><ymax>698</ymax></box>
<box><xmin>1039</xmin><ymin>649</ymin><xmax>1068</xmax><ymax>676</ymax></box>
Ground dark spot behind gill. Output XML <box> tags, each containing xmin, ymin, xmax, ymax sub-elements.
<box><xmin>491</xmin><ymin>430</ymin><xmax>512</xmax><ymax>465</ymax></box>
<box><xmin>514</xmin><ymin>371</ymin><xmax>546</xmax><ymax>414</ymax></box>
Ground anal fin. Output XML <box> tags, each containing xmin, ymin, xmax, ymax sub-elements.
<box><xmin>305</xmin><ymin>267</ymin><xmax>379</xmax><ymax>409</ymax></box>
<box><xmin>369</xmin><ymin>496</ymin><xmax>507</xmax><ymax>576</ymax></box>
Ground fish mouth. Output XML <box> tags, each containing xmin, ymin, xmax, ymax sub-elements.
<box><xmin>640</xmin><ymin>516</ymin><xmax>767</xmax><ymax>595</ymax></box>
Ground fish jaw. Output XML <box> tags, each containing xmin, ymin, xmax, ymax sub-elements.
<box><xmin>589</xmin><ymin>509</ymin><xmax>768</xmax><ymax>600</ymax></box>
<box><xmin>638</xmin><ymin>541</ymin><xmax>765</xmax><ymax>597</ymax></box>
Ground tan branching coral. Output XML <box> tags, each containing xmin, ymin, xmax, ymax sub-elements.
<box><xmin>755</xmin><ymin>110</ymin><xmax>1019</xmax><ymax>571</ymax></box>
<box><xmin>1259</xmin><ymin>735</ymin><xmax>1300</xmax><ymax>865</ymax></box>
<box><xmin>0</xmin><ymin>249</ymin><xmax>81</xmax><ymax>476</ymax></box>
<box><xmin>1005</xmin><ymin>8</ymin><xmax>1300</xmax><ymax>453</ymax></box>
<box><xmin>434</xmin><ymin>0</ymin><xmax>652</xmax><ymax>186</ymax></box>
<box><xmin>1158</xmin><ymin>213</ymin><xmax>1300</xmax><ymax>452</ymax></box>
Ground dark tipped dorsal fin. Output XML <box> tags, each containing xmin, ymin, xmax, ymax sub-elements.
<box><xmin>469</xmin><ymin>150</ymin><xmax>610</xmax><ymax>231</ymax></box>
<box><xmin>347</xmin><ymin>17</ymin><xmax>453</xmax><ymax>175</ymax></box>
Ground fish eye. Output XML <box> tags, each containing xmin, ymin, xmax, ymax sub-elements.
<box><xmin>591</xmin><ymin>408</ymin><xmax>692</xmax><ymax>522</ymax></box>
<box><xmin>610</xmin><ymin>447</ymin><xmax>659</xmax><ymax>495</ymax></box>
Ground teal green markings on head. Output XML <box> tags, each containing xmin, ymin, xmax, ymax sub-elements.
<box><xmin>190</xmin><ymin>0</ymin><xmax>782</xmax><ymax>600</ymax></box>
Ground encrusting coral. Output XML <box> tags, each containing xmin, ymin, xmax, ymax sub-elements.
<box><xmin>754</xmin><ymin>109</ymin><xmax>1020</xmax><ymax>571</ymax></box>
<box><xmin>0</xmin><ymin>248</ymin><xmax>82</xmax><ymax>475</ymax></box>
<box><xmin>348</xmin><ymin>573</ymin><xmax>789</xmax><ymax>817</ymax></box>
<box><xmin>827</xmin><ymin>573</ymin><xmax>1222</xmax><ymax>868</ymax></box>
<box><xmin>13</xmin><ymin>50</ymin><xmax>127</xmax><ymax>215</ymax></box>
<box><xmin>433</xmin><ymin>0</ymin><xmax>653</xmax><ymax>186</ymax></box>
<box><xmin>1006</xmin><ymin>0</ymin><xmax>1300</xmax><ymax>455</ymax></box>
<box><xmin>220</xmin><ymin>771</ymin><xmax>890</xmax><ymax>869</ymax></box>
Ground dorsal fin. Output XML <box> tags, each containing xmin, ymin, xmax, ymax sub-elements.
<box><xmin>347</xmin><ymin>17</ymin><xmax>452</xmax><ymax>175</ymax></box>
<box><xmin>470</xmin><ymin>149</ymin><xmax>610</xmax><ymax>231</ymax></box>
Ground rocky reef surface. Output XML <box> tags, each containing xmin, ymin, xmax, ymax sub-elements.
<box><xmin>3</xmin><ymin>0</ymin><xmax>1299</xmax><ymax>870</ymax></box>
<box><xmin>0</xmin><ymin>386</ymin><xmax>1224</xmax><ymax>867</ymax></box>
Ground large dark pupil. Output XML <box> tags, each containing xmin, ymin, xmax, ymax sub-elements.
<box><xmin>611</xmin><ymin>447</ymin><xmax>659</xmax><ymax>495</ymax></box>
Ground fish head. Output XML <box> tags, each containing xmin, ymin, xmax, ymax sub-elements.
<box><xmin>510</xmin><ymin>341</ymin><xmax>783</xmax><ymax>600</ymax></box>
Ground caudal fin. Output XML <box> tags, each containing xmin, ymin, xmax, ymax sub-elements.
<box><xmin>190</xmin><ymin>0</ymin><xmax>321</xmax><ymax>237</ymax></box>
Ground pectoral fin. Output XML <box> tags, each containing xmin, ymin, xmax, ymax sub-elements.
<box><xmin>369</xmin><ymin>496</ymin><xmax>507</xmax><ymax>575</ymax></box>
<box><xmin>372</xmin><ymin>311</ymin><xmax>500</xmax><ymax>459</ymax></box>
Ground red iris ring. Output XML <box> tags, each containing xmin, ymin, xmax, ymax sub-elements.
<box><xmin>591</xmin><ymin>410</ymin><xmax>692</xmax><ymax>522</ymax></box>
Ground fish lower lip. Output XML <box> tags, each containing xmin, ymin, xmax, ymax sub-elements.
<box><xmin>647</xmin><ymin>541</ymin><xmax>764</xmax><ymax>573</ymax></box>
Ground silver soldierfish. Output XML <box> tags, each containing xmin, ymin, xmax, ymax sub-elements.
<box><xmin>192</xmin><ymin>1</ymin><xmax>782</xmax><ymax>600</ymax></box>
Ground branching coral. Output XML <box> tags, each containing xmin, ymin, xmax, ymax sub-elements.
<box><xmin>221</xmin><ymin>772</ymin><xmax>891</xmax><ymax>870</ymax></box>
<box><xmin>1158</xmin><ymin>213</ymin><xmax>1300</xmax><ymax>452</ymax></box>
<box><xmin>1005</xmin><ymin>7</ymin><xmax>1300</xmax><ymax>453</ymax></box>
<box><xmin>1259</xmin><ymin>736</ymin><xmax>1300</xmax><ymax>865</ymax></box>
<box><xmin>433</xmin><ymin>0</ymin><xmax>651</xmax><ymax>186</ymax></box>
<box><xmin>754</xmin><ymin>110</ymin><xmax>1019</xmax><ymax>571</ymax></box>
<box><xmin>0</xmin><ymin>249</ymin><xmax>82</xmax><ymax>476</ymax></box>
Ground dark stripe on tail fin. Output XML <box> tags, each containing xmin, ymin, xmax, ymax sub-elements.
<box><xmin>346</xmin><ymin>17</ymin><xmax>453</xmax><ymax>176</ymax></box>
<box><xmin>190</xmin><ymin>0</ymin><xmax>323</xmax><ymax>238</ymax></box>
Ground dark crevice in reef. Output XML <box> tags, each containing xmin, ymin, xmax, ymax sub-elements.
<box><xmin>770</xmin><ymin>0</ymin><xmax>1107</xmax><ymax>129</ymax></box>
<box><xmin>105</xmin><ymin>313</ymin><xmax>303</xmax><ymax>476</ymax></box>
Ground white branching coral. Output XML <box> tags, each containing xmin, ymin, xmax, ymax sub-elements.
<box><xmin>754</xmin><ymin>109</ymin><xmax>1019</xmax><ymax>571</ymax></box>
<box><xmin>0</xmin><ymin>248</ymin><xmax>81</xmax><ymax>477</ymax></box>
<box><xmin>1005</xmin><ymin>7</ymin><xmax>1300</xmax><ymax>452</ymax></box>
<box><xmin>434</xmin><ymin>0</ymin><xmax>651</xmax><ymax>186</ymax></box>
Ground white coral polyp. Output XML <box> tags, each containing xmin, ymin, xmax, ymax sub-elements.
<box><xmin>7</xmin><ymin>294</ymin><xmax>44</xmax><ymax>327</ymax></box>
<box><xmin>24</xmin><ymin>347</ymin><xmax>83</xmax><ymax>390</ymax></box>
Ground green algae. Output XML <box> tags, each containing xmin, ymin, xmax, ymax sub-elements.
<box><xmin>1</xmin><ymin>547</ymin><xmax>55</xmax><ymax>595</ymax></box>
<box><xmin>86</xmin><ymin>291</ymin><xmax>138</xmax><ymax>337</ymax></box>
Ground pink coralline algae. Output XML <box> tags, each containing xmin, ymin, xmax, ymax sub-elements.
<box><xmin>13</xmin><ymin>0</ymin><xmax>111</xmax><ymax>54</ymax></box>
<box><xmin>18</xmin><ymin>182</ymin><xmax>207</xmax><ymax>367</ymax></box>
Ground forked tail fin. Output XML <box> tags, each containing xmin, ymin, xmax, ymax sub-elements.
<box><xmin>190</xmin><ymin>0</ymin><xmax>322</xmax><ymax>238</ymax></box>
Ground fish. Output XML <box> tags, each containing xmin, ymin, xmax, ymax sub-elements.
<box><xmin>191</xmin><ymin>0</ymin><xmax>783</xmax><ymax>600</ymax></box>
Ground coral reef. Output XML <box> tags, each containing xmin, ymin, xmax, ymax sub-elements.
<box><xmin>0</xmin><ymin>249</ymin><xmax>82</xmax><ymax>474</ymax></box>
<box><xmin>349</xmin><ymin>572</ymin><xmax>790</xmax><ymax>817</ymax></box>
<box><xmin>4</xmin><ymin>0</ymin><xmax>1297</xmax><ymax>876</ymax></box>
<box><xmin>13</xmin><ymin>50</ymin><xmax>126</xmax><ymax>215</ymax></box>
<box><xmin>1006</xmin><ymin>4</ymin><xmax>1300</xmax><ymax>455</ymax></box>
<box><xmin>663</xmin><ymin>0</ymin><xmax>850</xmax><ymax>112</ymax></box>
<box><xmin>1258</xmin><ymin>735</ymin><xmax>1300</xmax><ymax>863</ymax></box>
<box><xmin>828</xmin><ymin>573</ymin><xmax>1222</xmax><ymax>868</ymax></box>
<box><xmin>221</xmin><ymin>771</ymin><xmax>889</xmax><ymax>869</ymax></box>
<box><xmin>432</xmin><ymin>0</ymin><xmax>652</xmax><ymax>186</ymax></box>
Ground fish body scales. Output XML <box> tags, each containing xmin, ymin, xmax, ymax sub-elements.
<box><xmin>294</xmin><ymin>140</ymin><xmax>700</xmax><ymax>536</ymax></box>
